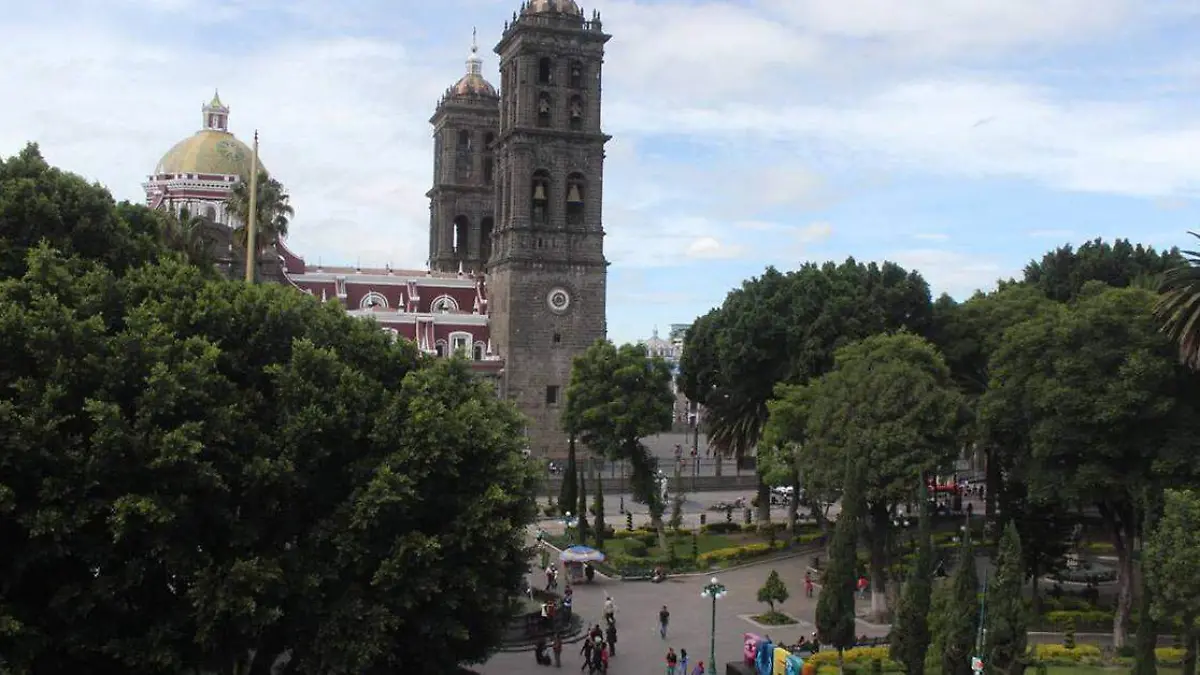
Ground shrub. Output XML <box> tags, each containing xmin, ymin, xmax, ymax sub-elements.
<box><xmin>1051</xmin><ymin>567</ymin><xmax>1118</xmax><ymax>584</ymax></box>
<box><xmin>1156</xmin><ymin>647</ymin><xmax>1185</xmax><ymax>666</ymax></box>
<box><xmin>623</xmin><ymin>540</ymin><xmax>648</xmax><ymax>557</ymax></box>
<box><xmin>703</xmin><ymin>521</ymin><xmax>742</xmax><ymax>534</ymax></box>
<box><xmin>794</xmin><ymin>532</ymin><xmax>826</xmax><ymax>546</ymax></box>
<box><xmin>807</xmin><ymin>646</ymin><xmax>897</xmax><ymax>669</ymax></box>
<box><xmin>1043</xmin><ymin>610</ymin><xmax>1112</xmax><ymax>629</ymax></box>
<box><xmin>696</xmin><ymin>543</ymin><xmax>776</xmax><ymax>566</ymax></box>
<box><xmin>1032</xmin><ymin>644</ymin><xmax>1102</xmax><ymax>665</ymax></box>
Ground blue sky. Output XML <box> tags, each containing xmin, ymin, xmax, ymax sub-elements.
<box><xmin>1</xmin><ymin>0</ymin><xmax>1198</xmax><ymax>345</ymax></box>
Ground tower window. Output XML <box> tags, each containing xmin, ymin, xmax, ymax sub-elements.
<box><xmin>531</xmin><ymin>171</ymin><xmax>550</xmax><ymax>225</ymax></box>
<box><xmin>545</xmin><ymin>385</ymin><xmax>559</xmax><ymax>405</ymax></box>
<box><xmin>568</xmin><ymin>96</ymin><xmax>584</xmax><ymax>131</ymax></box>
<box><xmin>569</xmin><ymin>61</ymin><xmax>584</xmax><ymax>88</ymax></box>
<box><xmin>457</xmin><ymin>129</ymin><xmax>472</xmax><ymax>151</ymax></box>
<box><xmin>566</xmin><ymin>173</ymin><xmax>585</xmax><ymax>226</ymax></box>
<box><xmin>473</xmin><ymin>344</ymin><xmax>483</xmax><ymax>360</ymax></box>
<box><xmin>480</xmin><ymin>216</ymin><xmax>494</xmax><ymax>260</ymax></box>
<box><xmin>553</xmin><ymin>332</ymin><xmax>562</xmax><ymax>344</ymax></box>
<box><xmin>452</xmin><ymin>215</ymin><xmax>470</xmax><ymax>254</ymax></box>
<box><xmin>537</xmin><ymin>92</ymin><xmax>552</xmax><ymax>128</ymax></box>
<box><xmin>538</xmin><ymin>57</ymin><xmax>554</xmax><ymax>85</ymax></box>
<box><xmin>483</xmin><ymin>157</ymin><xmax>494</xmax><ymax>184</ymax></box>
<box><xmin>484</xmin><ymin>132</ymin><xmax>495</xmax><ymax>149</ymax></box>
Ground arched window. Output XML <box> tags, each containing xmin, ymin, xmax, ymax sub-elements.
<box><xmin>452</xmin><ymin>215</ymin><xmax>470</xmax><ymax>254</ymax></box>
<box><xmin>568</xmin><ymin>95</ymin><xmax>584</xmax><ymax>131</ymax></box>
<box><xmin>538</xmin><ymin>57</ymin><xmax>554</xmax><ymax>85</ymax></box>
<box><xmin>482</xmin><ymin>132</ymin><xmax>495</xmax><ymax>185</ymax></box>
<box><xmin>537</xmin><ymin>92</ymin><xmax>552</xmax><ymax>128</ymax></box>
<box><xmin>480</xmin><ymin>216</ymin><xmax>494</xmax><ymax>260</ymax></box>
<box><xmin>531</xmin><ymin>171</ymin><xmax>550</xmax><ymax>225</ymax></box>
<box><xmin>360</xmin><ymin>291</ymin><xmax>389</xmax><ymax>310</ymax></box>
<box><xmin>569</xmin><ymin>61</ymin><xmax>584</xmax><ymax>88</ymax></box>
<box><xmin>204</xmin><ymin>205</ymin><xmax>216</xmax><ymax>219</ymax></box>
<box><xmin>457</xmin><ymin>129</ymin><xmax>472</xmax><ymax>151</ymax></box>
<box><xmin>473</xmin><ymin>342</ymin><xmax>485</xmax><ymax>361</ymax></box>
<box><xmin>566</xmin><ymin>173</ymin><xmax>585</xmax><ymax>226</ymax></box>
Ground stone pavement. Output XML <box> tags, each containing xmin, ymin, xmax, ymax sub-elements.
<box><xmin>476</xmin><ymin>534</ymin><xmax>884</xmax><ymax>675</ymax></box>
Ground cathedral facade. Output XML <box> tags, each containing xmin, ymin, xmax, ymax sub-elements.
<box><xmin>144</xmin><ymin>0</ymin><xmax>611</xmax><ymax>458</ymax></box>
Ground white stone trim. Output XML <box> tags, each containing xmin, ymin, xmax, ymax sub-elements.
<box><xmin>449</xmin><ymin>331</ymin><xmax>473</xmax><ymax>357</ymax></box>
<box><xmin>345</xmin><ymin>310</ymin><xmax>489</xmax><ymax>326</ymax></box>
<box><xmin>359</xmin><ymin>291</ymin><xmax>389</xmax><ymax>310</ymax></box>
<box><xmin>430</xmin><ymin>294</ymin><xmax>459</xmax><ymax>313</ymax></box>
<box><xmin>293</xmin><ymin>272</ymin><xmax>477</xmax><ymax>288</ymax></box>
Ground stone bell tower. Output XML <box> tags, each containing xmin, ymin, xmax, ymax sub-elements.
<box><xmin>428</xmin><ymin>30</ymin><xmax>500</xmax><ymax>274</ymax></box>
<box><xmin>488</xmin><ymin>0</ymin><xmax>611</xmax><ymax>457</ymax></box>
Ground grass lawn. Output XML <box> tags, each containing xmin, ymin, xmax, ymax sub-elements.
<box><xmin>603</xmin><ymin>532</ymin><xmax>749</xmax><ymax>558</ymax></box>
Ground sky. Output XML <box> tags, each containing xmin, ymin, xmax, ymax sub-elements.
<box><xmin>2</xmin><ymin>0</ymin><xmax>1199</xmax><ymax>345</ymax></box>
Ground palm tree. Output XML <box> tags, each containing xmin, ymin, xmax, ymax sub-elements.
<box><xmin>226</xmin><ymin>169</ymin><xmax>294</xmax><ymax>254</ymax></box>
<box><xmin>159</xmin><ymin>205</ymin><xmax>211</xmax><ymax>267</ymax></box>
<box><xmin>1156</xmin><ymin>232</ymin><xmax>1200</xmax><ymax>368</ymax></box>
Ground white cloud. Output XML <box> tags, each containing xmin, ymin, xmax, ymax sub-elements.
<box><xmin>889</xmin><ymin>248</ymin><xmax>1010</xmax><ymax>299</ymax></box>
<box><xmin>685</xmin><ymin>236</ymin><xmax>744</xmax><ymax>260</ymax></box>
<box><xmin>0</xmin><ymin>0</ymin><xmax>1195</xmax><ymax>287</ymax></box>
<box><xmin>796</xmin><ymin>221</ymin><xmax>834</xmax><ymax>244</ymax></box>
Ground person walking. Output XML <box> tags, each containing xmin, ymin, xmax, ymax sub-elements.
<box><xmin>804</xmin><ymin>572</ymin><xmax>814</xmax><ymax>598</ymax></box>
<box><xmin>605</xmin><ymin>622</ymin><xmax>617</xmax><ymax>656</ymax></box>
<box><xmin>679</xmin><ymin>648</ymin><xmax>689</xmax><ymax>675</ymax></box>
<box><xmin>665</xmin><ymin>647</ymin><xmax>678</xmax><ymax>675</ymax></box>
<box><xmin>691</xmin><ymin>661</ymin><xmax>705</xmax><ymax>675</ymax></box>
<box><xmin>552</xmin><ymin>633</ymin><xmax>563</xmax><ymax>668</ymax></box>
<box><xmin>579</xmin><ymin>638</ymin><xmax>594</xmax><ymax>673</ymax></box>
<box><xmin>659</xmin><ymin>604</ymin><xmax>671</xmax><ymax>639</ymax></box>
<box><xmin>603</xmin><ymin>595</ymin><xmax>617</xmax><ymax>625</ymax></box>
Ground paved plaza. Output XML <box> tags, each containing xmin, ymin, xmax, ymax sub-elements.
<box><xmin>476</xmin><ymin>529</ymin><xmax>885</xmax><ymax>675</ymax></box>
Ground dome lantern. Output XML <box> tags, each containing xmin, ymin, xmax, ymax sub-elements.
<box><xmin>446</xmin><ymin>28</ymin><xmax>498</xmax><ymax>99</ymax></box>
<box><xmin>203</xmin><ymin>90</ymin><xmax>229</xmax><ymax>132</ymax></box>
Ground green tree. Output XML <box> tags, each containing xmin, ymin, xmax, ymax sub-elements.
<box><xmin>890</xmin><ymin>481</ymin><xmax>934</xmax><ymax>675</ymax></box>
<box><xmin>0</xmin><ymin>246</ymin><xmax>537</xmax><ymax>674</ymax></box>
<box><xmin>1145</xmin><ymin>489</ymin><xmax>1200</xmax><ymax>675</ymax></box>
<box><xmin>757</xmin><ymin>569</ymin><xmax>790</xmax><ymax>614</ymax></box>
<box><xmin>984</xmin><ymin>522</ymin><xmax>1027</xmax><ymax>675</ymax></box>
<box><xmin>760</xmin><ymin>383</ymin><xmax>811</xmax><ymax>534</ymax></box>
<box><xmin>226</xmin><ymin>169</ymin><xmax>294</xmax><ymax>252</ymax></box>
<box><xmin>1024</xmin><ymin>237</ymin><xmax>1182</xmax><ymax>303</ymax></box>
<box><xmin>678</xmin><ymin>260</ymin><xmax>933</xmax><ymax>515</ymax></box>
<box><xmin>564</xmin><ymin>340</ymin><xmax>674</xmax><ymax>549</ymax></box>
<box><xmin>560</xmin><ymin>437</ymin><xmax>578</xmax><ymax>517</ymax></box>
<box><xmin>817</xmin><ymin>460</ymin><xmax>864</xmax><ymax>669</ymax></box>
<box><xmin>592</xmin><ymin>464</ymin><xmax>606</xmax><ymax>550</ymax></box>
<box><xmin>0</xmin><ymin>143</ymin><xmax>164</xmax><ymax>280</ymax></box>
<box><xmin>798</xmin><ymin>333</ymin><xmax>966</xmax><ymax>620</ymax></box>
<box><xmin>979</xmin><ymin>284</ymin><xmax>1200</xmax><ymax>648</ymax></box>
<box><xmin>941</xmin><ymin>534</ymin><xmax>980</xmax><ymax>675</ymax></box>
<box><xmin>1156</xmin><ymin>232</ymin><xmax>1200</xmax><ymax>369</ymax></box>
<box><xmin>157</xmin><ymin>204</ymin><xmax>213</xmax><ymax>268</ymax></box>
<box><xmin>577</xmin><ymin>470</ymin><xmax>590</xmax><ymax>543</ymax></box>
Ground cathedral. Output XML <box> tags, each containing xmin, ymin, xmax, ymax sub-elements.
<box><xmin>143</xmin><ymin>0</ymin><xmax>611</xmax><ymax>458</ymax></box>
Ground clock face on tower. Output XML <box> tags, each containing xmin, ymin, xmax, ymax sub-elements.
<box><xmin>547</xmin><ymin>287</ymin><xmax>571</xmax><ymax>314</ymax></box>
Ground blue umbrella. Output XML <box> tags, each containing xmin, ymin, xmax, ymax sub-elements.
<box><xmin>559</xmin><ymin>545</ymin><xmax>605</xmax><ymax>563</ymax></box>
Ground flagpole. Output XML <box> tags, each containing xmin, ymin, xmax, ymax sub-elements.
<box><xmin>243</xmin><ymin>130</ymin><xmax>260</xmax><ymax>283</ymax></box>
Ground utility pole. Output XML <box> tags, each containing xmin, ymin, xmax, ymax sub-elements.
<box><xmin>242</xmin><ymin>130</ymin><xmax>259</xmax><ymax>284</ymax></box>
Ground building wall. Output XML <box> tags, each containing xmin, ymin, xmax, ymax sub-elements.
<box><xmin>488</xmin><ymin>13</ymin><xmax>611</xmax><ymax>457</ymax></box>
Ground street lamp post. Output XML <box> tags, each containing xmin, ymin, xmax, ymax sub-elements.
<box><xmin>701</xmin><ymin>576</ymin><xmax>728</xmax><ymax>671</ymax></box>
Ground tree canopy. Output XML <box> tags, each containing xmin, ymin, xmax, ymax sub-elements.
<box><xmin>979</xmin><ymin>283</ymin><xmax>1200</xmax><ymax>647</ymax></box>
<box><xmin>563</xmin><ymin>339</ymin><xmax>674</xmax><ymax>537</ymax></box>
<box><xmin>0</xmin><ymin>250</ymin><xmax>536</xmax><ymax>672</ymax></box>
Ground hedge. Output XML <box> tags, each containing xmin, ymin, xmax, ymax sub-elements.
<box><xmin>1042</xmin><ymin>610</ymin><xmax>1113</xmax><ymax>629</ymax></box>
<box><xmin>1032</xmin><ymin>644</ymin><xmax>1103</xmax><ymax>665</ymax></box>
<box><xmin>807</xmin><ymin>646</ymin><xmax>897</xmax><ymax>669</ymax></box>
<box><xmin>702</xmin><ymin>522</ymin><xmax>744</xmax><ymax>534</ymax></box>
<box><xmin>696</xmin><ymin>542</ymin><xmax>780</xmax><ymax>566</ymax></box>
